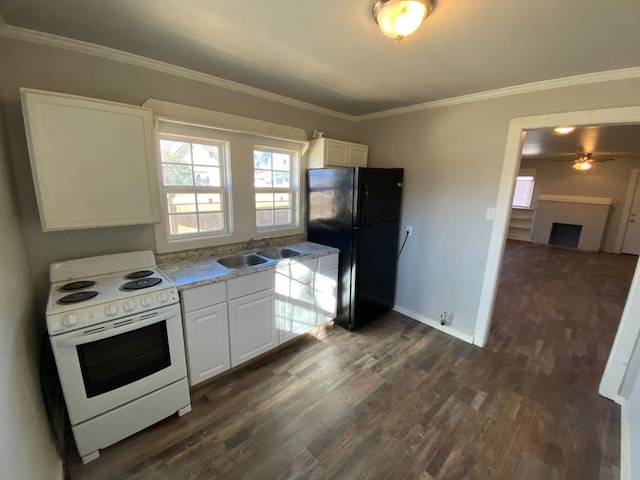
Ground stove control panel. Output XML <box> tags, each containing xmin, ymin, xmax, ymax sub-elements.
<box><xmin>47</xmin><ymin>287</ymin><xmax>179</xmax><ymax>335</ymax></box>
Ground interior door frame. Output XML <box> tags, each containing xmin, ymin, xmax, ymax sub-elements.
<box><xmin>615</xmin><ymin>168</ymin><xmax>640</xmax><ymax>253</ymax></box>
<box><xmin>473</xmin><ymin>105</ymin><xmax>640</xmax><ymax>403</ymax></box>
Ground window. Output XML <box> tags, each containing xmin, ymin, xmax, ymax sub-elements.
<box><xmin>159</xmin><ymin>137</ymin><xmax>230</xmax><ymax>237</ymax></box>
<box><xmin>254</xmin><ymin>147</ymin><xmax>297</xmax><ymax>229</ymax></box>
<box><xmin>512</xmin><ymin>175</ymin><xmax>535</xmax><ymax>208</ymax></box>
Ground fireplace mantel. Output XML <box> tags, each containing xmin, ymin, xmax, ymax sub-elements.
<box><xmin>537</xmin><ymin>194</ymin><xmax>613</xmax><ymax>206</ymax></box>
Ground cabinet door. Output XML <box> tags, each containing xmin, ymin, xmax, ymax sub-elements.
<box><xmin>21</xmin><ymin>89</ymin><xmax>159</xmax><ymax>231</ymax></box>
<box><xmin>228</xmin><ymin>290</ymin><xmax>276</xmax><ymax>367</ymax></box>
<box><xmin>315</xmin><ymin>268</ymin><xmax>338</xmax><ymax>325</ymax></box>
<box><xmin>348</xmin><ymin>144</ymin><xmax>368</xmax><ymax>167</ymax></box>
<box><xmin>184</xmin><ymin>304</ymin><xmax>230</xmax><ymax>386</ymax></box>
<box><xmin>276</xmin><ymin>259</ymin><xmax>317</xmax><ymax>344</ymax></box>
<box><xmin>325</xmin><ymin>140</ymin><xmax>349</xmax><ymax>166</ymax></box>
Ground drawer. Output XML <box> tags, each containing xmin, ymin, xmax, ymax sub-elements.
<box><xmin>181</xmin><ymin>281</ymin><xmax>227</xmax><ymax>312</ymax></box>
<box><xmin>277</xmin><ymin>258</ymin><xmax>317</xmax><ymax>283</ymax></box>
<box><xmin>227</xmin><ymin>270</ymin><xmax>275</xmax><ymax>300</ymax></box>
<box><xmin>318</xmin><ymin>253</ymin><xmax>339</xmax><ymax>272</ymax></box>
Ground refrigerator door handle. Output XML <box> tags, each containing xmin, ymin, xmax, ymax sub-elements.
<box><xmin>362</xmin><ymin>182</ymin><xmax>369</xmax><ymax>225</ymax></box>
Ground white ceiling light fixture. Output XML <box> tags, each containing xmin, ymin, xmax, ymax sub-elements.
<box><xmin>372</xmin><ymin>0</ymin><xmax>435</xmax><ymax>41</ymax></box>
<box><xmin>554</xmin><ymin>126</ymin><xmax>576</xmax><ymax>135</ymax></box>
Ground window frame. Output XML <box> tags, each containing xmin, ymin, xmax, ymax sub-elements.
<box><xmin>253</xmin><ymin>145</ymin><xmax>300</xmax><ymax>232</ymax></box>
<box><xmin>157</xmin><ymin>133</ymin><xmax>233</xmax><ymax>241</ymax></box>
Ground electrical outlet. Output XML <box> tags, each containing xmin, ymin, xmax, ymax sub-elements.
<box><xmin>405</xmin><ymin>225</ymin><xmax>413</xmax><ymax>236</ymax></box>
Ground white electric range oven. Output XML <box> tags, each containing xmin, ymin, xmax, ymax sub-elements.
<box><xmin>46</xmin><ymin>250</ymin><xmax>191</xmax><ymax>464</ymax></box>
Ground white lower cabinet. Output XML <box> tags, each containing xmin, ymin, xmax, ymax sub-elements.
<box><xmin>228</xmin><ymin>290</ymin><xmax>276</xmax><ymax>366</ymax></box>
<box><xmin>181</xmin><ymin>282</ymin><xmax>230</xmax><ymax>387</ymax></box>
<box><xmin>276</xmin><ymin>258</ymin><xmax>317</xmax><ymax>343</ymax></box>
<box><xmin>181</xmin><ymin>253</ymin><xmax>338</xmax><ymax>385</ymax></box>
<box><xmin>183</xmin><ymin>304</ymin><xmax>230</xmax><ymax>386</ymax></box>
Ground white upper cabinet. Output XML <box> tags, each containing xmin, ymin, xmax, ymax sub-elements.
<box><xmin>21</xmin><ymin>88</ymin><xmax>160</xmax><ymax>231</ymax></box>
<box><xmin>307</xmin><ymin>138</ymin><xmax>368</xmax><ymax>168</ymax></box>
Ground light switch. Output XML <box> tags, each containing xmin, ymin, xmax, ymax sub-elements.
<box><xmin>486</xmin><ymin>207</ymin><xmax>496</xmax><ymax>220</ymax></box>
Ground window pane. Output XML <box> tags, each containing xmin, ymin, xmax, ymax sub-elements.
<box><xmin>160</xmin><ymin>140</ymin><xmax>191</xmax><ymax>164</ymax></box>
<box><xmin>254</xmin><ymin>170</ymin><xmax>273</xmax><ymax>188</ymax></box>
<box><xmin>513</xmin><ymin>176</ymin><xmax>535</xmax><ymax>208</ymax></box>
<box><xmin>274</xmin><ymin>209</ymin><xmax>291</xmax><ymax>225</ymax></box>
<box><xmin>256</xmin><ymin>209</ymin><xmax>274</xmax><ymax>227</ymax></box>
<box><xmin>167</xmin><ymin>193</ymin><xmax>196</xmax><ymax>213</ymax></box>
<box><xmin>197</xmin><ymin>193</ymin><xmax>222</xmax><ymax>212</ymax></box>
<box><xmin>273</xmin><ymin>171</ymin><xmax>290</xmax><ymax>188</ymax></box>
<box><xmin>198</xmin><ymin>213</ymin><xmax>224</xmax><ymax>232</ymax></box>
<box><xmin>274</xmin><ymin>193</ymin><xmax>290</xmax><ymax>208</ymax></box>
<box><xmin>272</xmin><ymin>153</ymin><xmax>290</xmax><ymax>171</ymax></box>
<box><xmin>168</xmin><ymin>214</ymin><xmax>197</xmax><ymax>235</ymax></box>
<box><xmin>163</xmin><ymin>164</ymin><xmax>193</xmax><ymax>186</ymax></box>
<box><xmin>194</xmin><ymin>166</ymin><xmax>221</xmax><ymax>187</ymax></box>
<box><xmin>191</xmin><ymin>143</ymin><xmax>219</xmax><ymax>166</ymax></box>
<box><xmin>256</xmin><ymin>193</ymin><xmax>274</xmax><ymax>210</ymax></box>
<box><xmin>254</xmin><ymin>150</ymin><xmax>272</xmax><ymax>169</ymax></box>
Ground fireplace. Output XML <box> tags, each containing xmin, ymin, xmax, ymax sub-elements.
<box><xmin>530</xmin><ymin>195</ymin><xmax>612</xmax><ymax>251</ymax></box>
<box><xmin>549</xmin><ymin>222</ymin><xmax>582</xmax><ymax>248</ymax></box>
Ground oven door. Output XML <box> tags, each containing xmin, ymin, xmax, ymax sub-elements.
<box><xmin>51</xmin><ymin>303</ymin><xmax>187</xmax><ymax>425</ymax></box>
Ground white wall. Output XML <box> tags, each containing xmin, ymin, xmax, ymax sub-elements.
<box><xmin>0</xmin><ymin>99</ymin><xmax>61</xmax><ymax>477</ymax></box>
<box><xmin>360</xmin><ymin>78</ymin><xmax>640</xmax><ymax>337</ymax></box>
<box><xmin>521</xmin><ymin>157</ymin><xmax>640</xmax><ymax>252</ymax></box>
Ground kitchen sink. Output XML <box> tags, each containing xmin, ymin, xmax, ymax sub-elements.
<box><xmin>256</xmin><ymin>247</ymin><xmax>303</xmax><ymax>260</ymax></box>
<box><xmin>217</xmin><ymin>253</ymin><xmax>269</xmax><ymax>270</ymax></box>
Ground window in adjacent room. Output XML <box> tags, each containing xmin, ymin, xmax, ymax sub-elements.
<box><xmin>512</xmin><ymin>175</ymin><xmax>535</xmax><ymax>208</ymax></box>
<box><xmin>158</xmin><ymin>137</ymin><xmax>230</xmax><ymax>237</ymax></box>
<box><xmin>253</xmin><ymin>147</ymin><xmax>298</xmax><ymax>229</ymax></box>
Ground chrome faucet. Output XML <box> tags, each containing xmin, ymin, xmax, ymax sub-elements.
<box><xmin>245</xmin><ymin>237</ymin><xmax>254</xmax><ymax>250</ymax></box>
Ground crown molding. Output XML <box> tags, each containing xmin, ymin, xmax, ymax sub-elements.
<box><xmin>1</xmin><ymin>21</ymin><xmax>640</xmax><ymax>123</ymax></box>
<box><xmin>356</xmin><ymin>66</ymin><xmax>640</xmax><ymax>121</ymax></box>
<box><xmin>0</xmin><ymin>22</ymin><xmax>356</xmax><ymax>122</ymax></box>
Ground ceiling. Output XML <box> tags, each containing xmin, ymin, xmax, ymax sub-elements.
<box><xmin>1</xmin><ymin>0</ymin><xmax>640</xmax><ymax>116</ymax></box>
<box><xmin>522</xmin><ymin>125</ymin><xmax>640</xmax><ymax>161</ymax></box>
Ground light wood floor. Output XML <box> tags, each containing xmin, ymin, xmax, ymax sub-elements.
<box><xmin>67</xmin><ymin>241</ymin><xmax>637</xmax><ymax>479</ymax></box>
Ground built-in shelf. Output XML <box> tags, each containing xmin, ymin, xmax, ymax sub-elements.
<box><xmin>508</xmin><ymin>207</ymin><xmax>535</xmax><ymax>241</ymax></box>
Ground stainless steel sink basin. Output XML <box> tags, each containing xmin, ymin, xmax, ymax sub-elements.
<box><xmin>256</xmin><ymin>247</ymin><xmax>303</xmax><ymax>260</ymax></box>
<box><xmin>217</xmin><ymin>254</ymin><xmax>269</xmax><ymax>269</ymax></box>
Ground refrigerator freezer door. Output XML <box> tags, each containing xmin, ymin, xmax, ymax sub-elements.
<box><xmin>354</xmin><ymin>168</ymin><xmax>403</xmax><ymax>227</ymax></box>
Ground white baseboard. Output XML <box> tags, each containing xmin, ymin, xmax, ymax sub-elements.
<box><xmin>393</xmin><ymin>305</ymin><xmax>475</xmax><ymax>344</ymax></box>
<box><xmin>621</xmin><ymin>399</ymin><xmax>631</xmax><ymax>480</ymax></box>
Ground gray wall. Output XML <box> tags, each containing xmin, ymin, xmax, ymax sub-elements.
<box><xmin>0</xmin><ymin>37</ymin><xmax>363</xmax><ymax>307</ymax></box>
<box><xmin>0</xmin><ymin>91</ymin><xmax>61</xmax><ymax>477</ymax></box>
<box><xmin>360</xmin><ymin>78</ymin><xmax>640</xmax><ymax>336</ymax></box>
<box><xmin>521</xmin><ymin>157</ymin><xmax>640</xmax><ymax>252</ymax></box>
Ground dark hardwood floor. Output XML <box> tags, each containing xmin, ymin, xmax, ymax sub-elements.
<box><xmin>67</xmin><ymin>241</ymin><xmax>637</xmax><ymax>479</ymax></box>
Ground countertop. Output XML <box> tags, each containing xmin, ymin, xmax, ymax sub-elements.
<box><xmin>158</xmin><ymin>241</ymin><xmax>339</xmax><ymax>290</ymax></box>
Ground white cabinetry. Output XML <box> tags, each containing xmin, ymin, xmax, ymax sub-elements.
<box><xmin>508</xmin><ymin>208</ymin><xmax>536</xmax><ymax>241</ymax></box>
<box><xmin>20</xmin><ymin>88</ymin><xmax>159</xmax><ymax>231</ymax></box>
<box><xmin>307</xmin><ymin>138</ymin><xmax>368</xmax><ymax>168</ymax></box>
<box><xmin>227</xmin><ymin>270</ymin><xmax>276</xmax><ymax>367</ymax></box>
<box><xmin>276</xmin><ymin>258</ymin><xmax>317</xmax><ymax>343</ymax></box>
<box><xmin>315</xmin><ymin>254</ymin><xmax>339</xmax><ymax>325</ymax></box>
<box><xmin>182</xmin><ymin>282</ymin><xmax>230</xmax><ymax>386</ymax></box>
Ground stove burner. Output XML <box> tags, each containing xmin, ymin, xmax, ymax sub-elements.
<box><xmin>121</xmin><ymin>277</ymin><xmax>162</xmax><ymax>291</ymax></box>
<box><xmin>58</xmin><ymin>291</ymin><xmax>99</xmax><ymax>304</ymax></box>
<box><xmin>125</xmin><ymin>270</ymin><xmax>155</xmax><ymax>279</ymax></box>
<box><xmin>59</xmin><ymin>280</ymin><xmax>96</xmax><ymax>291</ymax></box>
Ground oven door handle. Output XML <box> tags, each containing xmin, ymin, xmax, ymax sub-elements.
<box><xmin>54</xmin><ymin>312</ymin><xmax>178</xmax><ymax>348</ymax></box>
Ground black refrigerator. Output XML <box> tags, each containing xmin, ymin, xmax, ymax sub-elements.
<box><xmin>307</xmin><ymin>167</ymin><xmax>404</xmax><ymax>330</ymax></box>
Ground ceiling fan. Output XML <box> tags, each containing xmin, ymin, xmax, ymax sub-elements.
<box><xmin>552</xmin><ymin>152</ymin><xmax>615</xmax><ymax>171</ymax></box>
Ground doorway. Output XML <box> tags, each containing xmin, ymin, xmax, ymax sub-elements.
<box><xmin>620</xmin><ymin>170</ymin><xmax>640</xmax><ymax>255</ymax></box>
<box><xmin>474</xmin><ymin>106</ymin><xmax>640</xmax><ymax>404</ymax></box>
